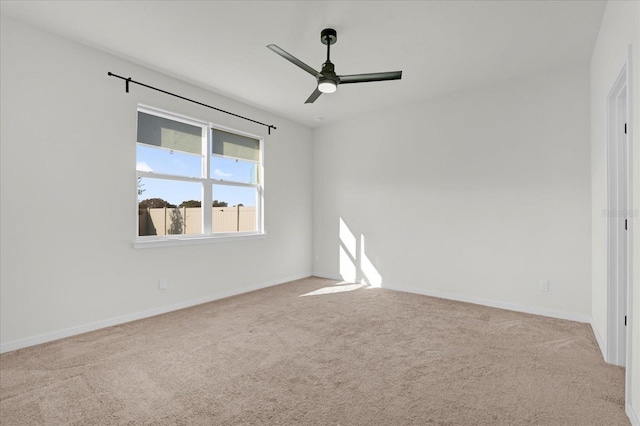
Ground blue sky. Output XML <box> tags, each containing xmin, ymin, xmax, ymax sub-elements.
<box><xmin>137</xmin><ymin>145</ymin><xmax>257</xmax><ymax>206</ymax></box>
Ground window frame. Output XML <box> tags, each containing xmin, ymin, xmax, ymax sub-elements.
<box><xmin>135</xmin><ymin>105</ymin><xmax>264</xmax><ymax>248</ymax></box>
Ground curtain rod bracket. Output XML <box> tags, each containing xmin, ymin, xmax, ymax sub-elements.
<box><xmin>107</xmin><ymin>71</ymin><xmax>277</xmax><ymax>135</ymax></box>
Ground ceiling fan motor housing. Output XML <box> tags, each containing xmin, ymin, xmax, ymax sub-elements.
<box><xmin>320</xmin><ymin>61</ymin><xmax>338</xmax><ymax>82</ymax></box>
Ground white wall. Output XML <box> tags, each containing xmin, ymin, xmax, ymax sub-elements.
<box><xmin>590</xmin><ymin>1</ymin><xmax>640</xmax><ymax>423</ymax></box>
<box><xmin>313</xmin><ymin>64</ymin><xmax>592</xmax><ymax>321</ymax></box>
<box><xmin>0</xmin><ymin>16</ymin><xmax>313</xmax><ymax>352</ymax></box>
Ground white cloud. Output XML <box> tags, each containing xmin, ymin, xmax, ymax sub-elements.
<box><xmin>136</xmin><ymin>162</ymin><xmax>153</xmax><ymax>172</ymax></box>
<box><xmin>214</xmin><ymin>169</ymin><xmax>232</xmax><ymax>178</ymax></box>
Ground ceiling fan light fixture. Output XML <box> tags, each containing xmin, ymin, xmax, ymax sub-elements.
<box><xmin>318</xmin><ymin>79</ymin><xmax>337</xmax><ymax>93</ymax></box>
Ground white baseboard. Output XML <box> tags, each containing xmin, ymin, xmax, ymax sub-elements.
<box><xmin>589</xmin><ymin>320</ymin><xmax>608</xmax><ymax>361</ymax></box>
<box><xmin>628</xmin><ymin>404</ymin><xmax>640</xmax><ymax>426</ymax></box>
<box><xmin>311</xmin><ymin>273</ymin><xmax>345</xmax><ymax>281</ymax></box>
<box><xmin>0</xmin><ymin>273</ymin><xmax>311</xmax><ymax>354</ymax></box>
<box><xmin>310</xmin><ymin>276</ymin><xmax>592</xmax><ymax>323</ymax></box>
<box><xmin>380</xmin><ymin>283</ymin><xmax>592</xmax><ymax>323</ymax></box>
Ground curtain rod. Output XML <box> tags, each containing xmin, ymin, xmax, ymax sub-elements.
<box><xmin>107</xmin><ymin>72</ymin><xmax>277</xmax><ymax>135</ymax></box>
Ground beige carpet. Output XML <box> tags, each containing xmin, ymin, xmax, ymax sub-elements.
<box><xmin>0</xmin><ymin>277</ymin><xmax>628</xmax><ymax>425</ymax></box>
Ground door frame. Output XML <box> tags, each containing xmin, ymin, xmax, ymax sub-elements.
<box><xmin>605</xmin><ymin>48</ymin><xmax>633</xmax><ymax>407</ymax></box>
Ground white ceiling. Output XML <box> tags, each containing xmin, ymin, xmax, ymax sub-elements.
<box><xmin>1</xmin><ymin>0</ymin><xmax>606</xmax><ymax>128</ymax></box>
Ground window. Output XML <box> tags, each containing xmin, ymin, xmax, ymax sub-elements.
<box><xmin>136</xmin><ymin>106</ymin><xmax>263</xmax><ymax>244</ymax></box>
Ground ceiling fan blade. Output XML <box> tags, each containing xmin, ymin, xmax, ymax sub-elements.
<box><xmin>304</xmin><ymin>88</ymin><xmax>323</xmax><ymax>104</ymax></box>
<box><xmin>338</xmin><ymin>71</ymin><xmax>402</xmax><ymax>84</ymax></box>
<box><xmin>267</xmin><ymin>44</ymin><xmax>319</xmax><ymax>78</ymax></box>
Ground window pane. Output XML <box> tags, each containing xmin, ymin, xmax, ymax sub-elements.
<box><xmin>210</xmin><ymin>155</ymin><xmax>259</xmax><ymax>184</ymax></box>
<box><xmin>212</xmin><ymin>185</ymin><xmax>257</xmax><ymax>233</ymax></box>
<box><xmin>138</xmin><ymin>178</ymin><xmax>202</xmax><ymax>236</ymax></box>
<box><xmin>137</xmin><ymin>144</ymin><xmax>202</xmax><ymax>178</ymax></box>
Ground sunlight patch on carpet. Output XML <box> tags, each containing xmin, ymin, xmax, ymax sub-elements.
<box><xmin>299</xmin><ymin>283</ymin><xmax>366</xmax><ymax>297</ymax></box>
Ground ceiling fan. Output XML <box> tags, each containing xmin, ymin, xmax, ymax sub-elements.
<box><xmin>267</xmin><ymin>28</ymin><xmax>402</xmax><ymax>104</ymax></box>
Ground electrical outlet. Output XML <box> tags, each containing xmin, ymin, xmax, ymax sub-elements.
<box><xmin>159</xmin><ymin>279</ymin><xmax>168</xmax><ymax>290</ymax></box>
<box><xmin>539</xmin><ymin>280</ymin><xmax>549</xmax><ymax>292</ymax></box>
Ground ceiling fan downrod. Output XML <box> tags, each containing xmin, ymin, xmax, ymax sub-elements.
<box><xmin>321</xmin><ymin>28</ymin><xmax>337</xmax><ymax>63</ymax></box>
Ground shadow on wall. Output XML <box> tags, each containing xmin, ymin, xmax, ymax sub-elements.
<box><xmin>339</xmin><ymin>217</ymin><xmax>382</xmax><ymax>287</ymax></box>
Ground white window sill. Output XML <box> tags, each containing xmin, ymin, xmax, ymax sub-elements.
<box><xmin>133</xmin><ymin>232</ymin><xmax>266</xmax><ymax>249</ymax></box>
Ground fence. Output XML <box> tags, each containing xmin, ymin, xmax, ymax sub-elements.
<box><xmin>138</xmin><ymin>206</ymin><xmax>256</xmax><ymax>236</ymax></box>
